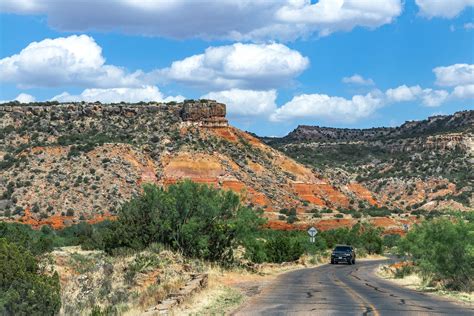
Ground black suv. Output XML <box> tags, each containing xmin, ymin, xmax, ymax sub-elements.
<box><xmin>330</xmin><ymin>245</ymin><xmax>356</xmax><ymax>265</ymax></box>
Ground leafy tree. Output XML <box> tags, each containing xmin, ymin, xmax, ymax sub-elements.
<box><xmin>319</xmin><ymin>223</ymin><xmax>383</xmax><ymax>254</ymax></box>
<box><xmin>398</xmin><ymin>219</ymin><xmax>473</xmax><ymax>291</ymax></box>
<box><xmin>103</xmin><ymin>181</ymin><xmax>265</xmax><ymax>264</ymax></box>
<box><xmin>0</xmin><ymin>239</ymin><xmax>61</xmax><ymax>315</ymax></box>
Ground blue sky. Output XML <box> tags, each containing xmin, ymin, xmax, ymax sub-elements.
<box><xmin>0</xmin><ymin>0</ymin><xmax>473</xmax><ymax>136</ymax></box>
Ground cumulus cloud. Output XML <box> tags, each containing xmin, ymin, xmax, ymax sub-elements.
<box><xmin>270</xmin><ymin>80</ymin><xmax>455</xmax><ymax>123</ymax></box>
<box><xmin>452</xmin><ymin>84</ymin><xmax>474</xmax><ymax>99</ymax></box>
<box><xmin>0</xmin><ymin>35</ymin><xmax>144</xmax><ymax>89</ymax></box>
<box><xmin>386</xmin><ymin>85</ymin><xmax>423</xmax><ymax>102</ymax></box>
<box><xmin>157</xmin><ymin>43</ymin><xmax>309</xmax><ymax>90</ymax></box>
<box><xmin>433</xmin><ymin>63</ymin><xmax>474</xmax><ymax>87</ymax></box>
<box><xmin>420</xmin><ymin>89</ymin><xmax>449</xmax><ymax>107</ymax></box>
<box><xmin>1</xmin><ymin>36</ymin><xmax>310</xmax><ymax>91</ymax></box>
<box><xmin>0</xmin><ymin>0</ymin><xmax>403</xmax><ymax>41</ymax></box>
<box><xmin>270</xmin><ymin>91</ymin><xmax>385</xmax><ymax>123</ymax></box>
<box><xmin>276</xmin><ymin>0</ymin><xmax>403</xmax><ymax>37</ymax></box>
<box><xmin>0</xmin><ymin>93</ymin><xmax>36</xmax><ymax>103</ymax></box>
<box><xmin>415</xmin><ymin>0</ymin><xmax>474</xmax><ymax>18</ymax></box>
<box><xmin>201</xmin><ymin>89</ymin><xmax>277</xmax><ymax>117</ymax></box>
<box><xmin>51</xmin><ymin>86</ymin><xmax>184</xmax><ymax>103</ymax></box>
<box><xmin>386</xmin><ymin>84</ymin><xmax>449</xmax><ymax>107</ymax></box>
<box><xmin>342</xmin><ymin>74</ymin><xmax>375</xmax><ymax>86</ymax></box>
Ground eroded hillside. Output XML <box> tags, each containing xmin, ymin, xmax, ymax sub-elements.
<box><xmin>263</xmin><ymin>110</ymin><xmax>474</xmax><ymax>212</ymax></box>
<box><xmin>0</xmin><ymin>100</ymin><xmax>399</xmax><ymax>230</ymax></box>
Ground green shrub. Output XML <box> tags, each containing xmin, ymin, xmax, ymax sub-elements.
<box><xmin>383</xmin><ymin>234</ymin><xmax>401</xmax><ymax>249</ymax></box>
<box><xmin>394</xmin><ymin>264</ymin><xmax>415</xmax><ymax>279</ymax></box>
<box><xmin>398</xmin><ymin>219</ymin><xmax>474</xmax><ymax>291</ymax></box>
<box><xmin>102</xmin><ymin>181</ymin><xmax>265</xmax><ymax>265</ymax></box>
<box><xmin>320</xmin><ymin>223</ymin><xmax>383</xmax><ymax>254</ymax></box>
<box><xmin>244</xmin><ymin>230</ymin><xmax>305</xmax><ymax>264</ymax></box>
<box><xmin>0</xmin><ymin>239</ymin><xmax>61</xmax><ymax>315</ymax></box>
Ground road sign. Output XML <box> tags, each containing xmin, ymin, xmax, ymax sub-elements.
<box><xmin>403</xmin><ymin>224</ymin><xmax>409</xmax><ymax>231</ymax></box>
<box><xmin>307</xmin><ymin>226</ymin><xmax>318</xmax><ymax>237</ymax></box>
<box><xmin>309</xmin><ymin>237</ymin><xmax>315</xmax><ymax>243</ymax></box>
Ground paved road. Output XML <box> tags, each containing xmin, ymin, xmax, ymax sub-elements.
<box><xmin>235</xmin><ymin>259</ymin><xmax>473</xmax><ymax>315</ymax></box>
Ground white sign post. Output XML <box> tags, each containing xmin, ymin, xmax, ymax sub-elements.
<box><xmin>307</xmin><ymin>226</ymin><xmax>318</xmax><ymax>243</ymax></box>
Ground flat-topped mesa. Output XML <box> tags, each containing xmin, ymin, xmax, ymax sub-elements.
<box><xmin>180</xmin><ymin>100</ymin><xmax>228</xmax><ymax>128</ymax></box>
<box><xmin>0</xmin><ymin>99</ymin><xmax>229</xmax><ymax>127</ymax></box>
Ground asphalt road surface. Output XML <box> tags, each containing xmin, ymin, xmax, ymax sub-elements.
<box><xmin>235</xmin><ymin>259</ymin><xmax>473</xmax><ymax>315</ymax></box>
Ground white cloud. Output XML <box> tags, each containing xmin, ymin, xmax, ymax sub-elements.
<box><xmin>452</xmin><ymin>84</ymin><xmax>474</xmax><ymax>99</ymax></box>
<box><xmin>276</xmin><ymin>0</ymin><xmax>403</xmax><ymax>37</ymax></box>
<box><xmin>415</xmin><ymin>0</ymin><xmax>474</xmax><ymax>18</ymax></box>
<box><xmin>0</xmin><ymin>93</ymin><xmax>36</xmax><ymax>103</ymax></box>
<box><xmin>270</xmin><ymin>91</ymin><xmax>384</xmax><ymax>122</ymax></box>
<box><xmin>386</xmin><ymin>85</ymin><xmax>423</xmax><ymax>102</ymax></box>
<box><xmin>420</xmin><ymin>89</ymin><xmax>449</xmax><ymax>107</ymax></box>
<box><xmin>465</xmin><ymin>22</ymin><xmax>474</xmax><ymax>30</ymax></box>
<box><xmin>342</xmin><ymin>74</ymin><xmax>375</xmax><ymax>86</ymax></box>
<box><xmin>433</xmin><ymin>63</ymin><xmax>474</xmax><ymax>87</ymax></box>
<box><xmin>270</xmin><ymin>81</ymin><xmax>454</xmax><ymax>123</ymax></box>
<box><xmin>386</xmin><ymin>84</ymin><xmax>449</xmax><ymax>107</ymax></box>
<box><xmin>0</xmin><ymin>0</ymin><xmax>403</xmax><ymax>41</ymax></box>
<box><xmin>201</xmin><ymin>89</ymin><xmax>277</xmax><ymax>117</ymax></box>
<box><xmin>0</xmin><ymin>35</ymin><xmax>144</xmax><ymax>88</ymax></box>
<box><xmin>157</xmin><ymin>43</ymin><xmax>309</xmax><ymax>90</ymax></box>
<box><xmin>51</xmin><ymin>86</ymin><xmax>184</xmax><ymax>103</ymax></box>
<box><xmin>0</xmin><ymin>36</ymin><xmax>311</xmax><ymax>92</ymax></box>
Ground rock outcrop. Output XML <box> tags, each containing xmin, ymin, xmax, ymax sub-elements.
<box><xmin>180</xmin><ymin>100</ymin><xmax>228</xmax><ymax>127</ymax></box>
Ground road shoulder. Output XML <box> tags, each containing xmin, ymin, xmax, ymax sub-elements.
<box><xmin>376</xmin><ymin>263</ymin><xmax>474</xmax><ymax>306</ymax></box>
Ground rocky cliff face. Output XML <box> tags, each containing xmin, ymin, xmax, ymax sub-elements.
<box><xmin>0</xmin><ymin>100</ymin><xmax>228</xmax><ymax>128</ymax></box>
<box><xmin>2</xmin><ymin>100</ymin><xmax>403</xmax><ymax>231</ymax></box>
<box><xmin>180</xmin><ymin>100</ymin><xmax>228</xmax><ymax>127</ymax></box>
<box><xmin>262</xmin><ymin>110</ymin><xmax>473</xmax><ymax>212</ymax></box>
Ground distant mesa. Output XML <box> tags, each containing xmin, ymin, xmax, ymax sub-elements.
<box><xmin>0</xmin><ymin>99</ymin><xmax>229</xmax><ymax>128</ymax></box>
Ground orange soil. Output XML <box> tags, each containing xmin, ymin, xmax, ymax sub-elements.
<box><xmin>248</xmin><ymin>161</ymin><xmax>265</xmax><ymax>174</ymax></box>
<box><xmin>390</xmin><ymin>261</ymin><xmax>414</xmax><ymax>269</ymax></box>
<box><xmin>18</xmin><ymin>208</ymin><xmax>74</xmax><ymax>229</ymax></box>
<box><xmin>86</xmin><ymin>214</ymin><xmax>117</xmax><ymax>225</ymax></box>
<box><xmin>313</xmin><ymin>183</ymin><xmax>350</xmax><ymax>208</ymax></box>
<box><xmin>222</xmin><ymin>180</ymin><xmax>271</xmax><ymax>209</ymax></box>
<box><xmin>210</xmin><ymin>127</ymin><xmax>239</xmax><ymax>143</ymax></box>
<box><xmin>222</xmin><ymin>180</ymin><xmax>246</xmax><ymax>193</ymax></box>
<box><xmin>292</xmin><ymin>183</ymin><xmax>327</xmax><ymax>206</ymax></box>
<box><xmin>314</xmin><ymin>218</ymin><xmax>355</xmax><ymax>231</ymax></box>
<box><xmin>347</xmin><ymin>183</ymin><xmax>379</xmax><ymax>206</ymax></box>
<box><xmin>235</xmin><ymin>128</ymin><xmax>271</xmax><ymax>151</ymax></box>
<box><xmin>15</xmin><ymin>208</ymin><xmax>116</xmax><ymax>230</ymax></box>
<box><xmin>266</xmin><ymin>221</ymin><xmax>299</xmax><ymax>230</ymax></box>
<box><xmin>276</xmin><ymin>157</ymin><xmax>316</xmax><ymax>182</ymax></box>
<box><xmin>370</xmin><ymin>217</ymin><xmax>398</xmax><ymax>228</ymax></box>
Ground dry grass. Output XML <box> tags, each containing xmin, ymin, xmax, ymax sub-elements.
<box><xmin>45</xmin><ymin>246</ymin><xmax>202</xmax><ymax>315</ymax></box>
<box><xmin>377</xmin><ymin>265</ymin><xmax>474</xmax><ymax>305</ymax></box>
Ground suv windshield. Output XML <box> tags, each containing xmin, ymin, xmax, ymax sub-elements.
<box><xmin>334</xmin><ymin>246</ymin><xmax>351</xmax><ymax>252</ymax></box>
